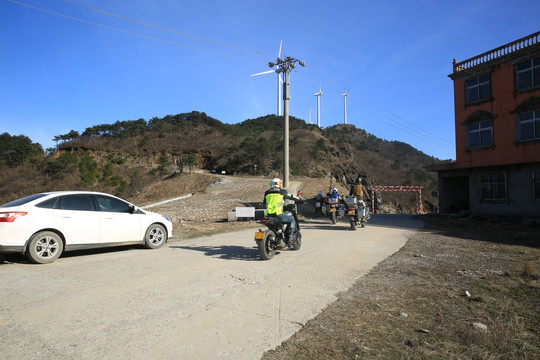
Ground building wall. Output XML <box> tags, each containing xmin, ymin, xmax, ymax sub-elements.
<box><xmin>468</xmin><ymin>163</ymin><xmax>539</xmax><ymax>217</ymax></box>
<box><xmin>439</xmin><ymin>163</ymin><xmax>540</xmax><ymax>217</ymax></box>
<box><xmin>452</xmin><ymin>62</ymin><xmax>540</xmax><ymax>168</ymax></box>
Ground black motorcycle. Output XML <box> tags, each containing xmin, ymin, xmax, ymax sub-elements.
<box><xmin>254</xmin><ymin>196</ymin><xmax>304</xmax><ymax>260</ymax></box>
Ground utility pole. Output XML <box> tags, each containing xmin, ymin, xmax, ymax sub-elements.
<box><xmin>267</xmin><ymin>56</ymin><xmax>305</xmax><ymax>190</ymax></box>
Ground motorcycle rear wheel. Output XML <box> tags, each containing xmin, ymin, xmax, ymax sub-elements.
<box><xmin>258</xmin><ymin>231</ymin><xmax>277</xmax><ymax>260</ymax></box>
<box><xmin>350</xmin><ymin>219</ymin><xmax>357</xmax><ymax>230</ymax></box>
<box><xmin>331</xmin><ymin>212</ymin><xmax>337</xmax><ymax>225</ymax></box>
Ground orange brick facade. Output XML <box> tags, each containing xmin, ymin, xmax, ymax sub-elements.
<box><xmin>432</xmin><ymin>31</ymin><xmax>540</xmax><ymax>217</ymax></box>
<box><xmin>453</xmin><ymin>61</ymin><xmax>540</xmax><ymax>168</ymax></box>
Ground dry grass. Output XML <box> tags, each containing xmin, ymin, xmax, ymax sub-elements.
<box><xmin>262</xmin><ymin>215</ymin><xmax>540</xmax><ymax>359</ymax></box>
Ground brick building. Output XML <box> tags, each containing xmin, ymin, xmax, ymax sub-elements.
<box><xmin>430</xmin><ymin>31</ymin><xmax>540</xmax><ymax>217</ymax></box>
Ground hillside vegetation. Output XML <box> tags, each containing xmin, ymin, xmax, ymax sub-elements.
<box><xmin>0</xmin><ymin>111</ymin><xmax>442</xmax><ymax>211</ymax></box>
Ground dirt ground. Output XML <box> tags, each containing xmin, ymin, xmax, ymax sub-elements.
<box><xmin>129</xmin><ymin>172</ymin><xmax>345</xmax><ymax>240</ymax></box>
<box><xmin>262</xmin><ymin>215</ymin><xmax>540</xmax><ymax>359</ymax></box>
<box><xmin>131</xmin><ymin>172</ymin><xmax>540</xmax><ymax>359</ymax></box>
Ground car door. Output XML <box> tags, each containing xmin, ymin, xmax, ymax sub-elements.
<box><xmin>53</xmin><ymin>194</ymin><xmax>101</xmax><ymax>245</ymax></box>
<box><xmin>94</xmin><ymin>194</ymin><xmax>143</xmax><ymax>244</ymax></box>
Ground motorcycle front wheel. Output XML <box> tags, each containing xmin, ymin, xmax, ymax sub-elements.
<box><xmin>258</xmin><ymin>231</ymin><xmax>277</xmax><ymax>260</ymax></box>
<box><xmin>290</xmin><ymin>231</ymin><xmax>302</xmax><ymax>250</ymax></box>
<box><xmin>331</xmin><ymin>212</ymin><xmax>337</xmax><ymax>225</ymax></box>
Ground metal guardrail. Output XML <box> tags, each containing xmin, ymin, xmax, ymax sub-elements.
<box><xmin>452</xmin><ymin>31</ymin><xmax>540</xmax><ymax>75</ymax></box>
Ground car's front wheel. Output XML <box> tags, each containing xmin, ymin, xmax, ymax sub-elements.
<box><xmin>26</xmin><ymin>231</ymin><xmax>64</xmax><ymax>264</ymax></box>
<box><xmin>144</xmin><ymin>224</ymin><xmax>167</xmax><ymax>249</ymax></box>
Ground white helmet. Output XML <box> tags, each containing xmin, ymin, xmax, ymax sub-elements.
<box><xmin>270</xmin><ymin>178</ymin><xmax>282</xmax><ymax>189</ymax></box>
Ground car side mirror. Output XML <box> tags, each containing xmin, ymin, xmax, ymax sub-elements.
<box><xmin>129</xmin><ymin>205</ymin><xmax>137</xmax><ymax>214</ymax></box>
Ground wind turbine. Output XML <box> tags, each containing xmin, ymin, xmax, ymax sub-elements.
<box><xmin>250</xmin><ymin>52</ymin><xmax>305</xmax><ymax>189</ymax></box>
<box><xmin>276</xmin><ymin>40</ymin><xmax>283</xmax><ymax>116</ymax></box>
<box><xmin>314</xmin><ymin>86</ymin><xmax>322</xmax><ymax>128</ymax></box>
<box><xmin>250</xmin><ymin>41</ymin><xmax>284</xmax><ymax>116</ymax></box>
<box><xmin>341</xmin><ymin>90</ymin><xmax>349</xmax><ymax>124</ymax></box>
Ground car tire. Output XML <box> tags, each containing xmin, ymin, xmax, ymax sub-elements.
<box><xmin>26</xmin><ymin>231</ymin><xmax>64</xmax><ymax>264</ymax></box>
<box><xmin>144</xmin><ymin>223</ymin><xmax>167</xmax><ymax>249</ymax></box>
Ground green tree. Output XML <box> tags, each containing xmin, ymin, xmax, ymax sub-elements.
<box><xmin>157</xmin><ymin>154</ymin><xmax>170</xmax><ymax>175</ymax></box>
<box><xmin>185</xmin><ymin>154</ymin><xmax>197</xmax><ymax>173</ymax></box>
<box><xmin>79</xmin><ymin>156</ymin><xmax>98</xmax><ymax>185</ymax></box>
<box><xmin>45</xmin><ymin>153</ymin><xmax>78</xmax><ymax>180</ymax></box>
<box><xmin>0</xmin><ymin>132</ymin><xmax>43</xmax><ymax>167</ymax></box>
<box><xmin>108</xmin><ymin>174</ymin><xmax>127</xmax><ymax>195</ymax></box>
<box><xmin>314</xmin><ymin>138</ymin><xmax>328</xmax><ymax>153</ymax></box>
<box><xmin>101</xmin><ymin>162</ymin><xmax>114</xmax><ymax>182</ymax></box>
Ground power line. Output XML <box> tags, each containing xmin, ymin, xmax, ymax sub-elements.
<box><xmin>302</xmin><ymin>69</ymin><xmax>448</xmax><ymax>144</ymax></box>
<box><xmin>350</xmin><ymin>98</ymin><xmax>455</xmax><ymax>151</ymax></box>
<box><xmin>62</xmin><ymin>0</ymin><xmax>270</xmax><ymax>59</ymax></box>
<box><xmin>6</xmin><ymin>0</ymin><xmax>267</xmax><ymax>65</ymax></box>
<box><xmin>295</xmin><ymin>69</ymin><xmax>453</xmax><ymax>149</ymax></box>
<box><xmin>349</xmin><ymin>95</ymin><xmax>454</xmax><ymax>147</ymax></box>
<box><xmin>352</xmin><ymin>95</ymin><xmax>452</xmax><ymax>145</ymax></box>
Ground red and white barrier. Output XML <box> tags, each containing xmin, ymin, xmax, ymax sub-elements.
<box><xmin>370</xmin><ymin>185</ymin><xmax>424</xmax><ymax>214</ymax></box>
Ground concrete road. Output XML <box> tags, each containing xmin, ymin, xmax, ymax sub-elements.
<box><xmin>0</xmin><ymin>214</ymin><xmax>423</xmax><ymax>360</ymax></box>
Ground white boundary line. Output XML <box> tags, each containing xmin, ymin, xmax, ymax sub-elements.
<box><xmin>140</xmin><ymin>194</ymin><xmax>192</xmax><ymax>209</ymax></box>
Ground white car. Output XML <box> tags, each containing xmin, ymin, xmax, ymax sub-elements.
<box><xmin>0</xmin><ymin>191</ymin><xmax>173</xmax><ymax>264</ymax></box>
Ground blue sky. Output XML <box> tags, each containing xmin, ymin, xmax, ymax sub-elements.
<box><xmin>1</xmin><ymin>0</ymin><xmax>539</xmax><ymax>160</ymax></box>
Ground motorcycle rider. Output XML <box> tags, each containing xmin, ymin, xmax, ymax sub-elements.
<box><xmin>314</xmin><ymin>191</ymin><xmax>324</xmax><ymax>213</ymax></box>
<box><xmin>263</xmin><ymin>178</ymin><xmax>299</xmax><ymax>242</ymax></box>
<box><xmin>328</xmin><ymin>187</ymin><xmax>340</xmax><ymax>200</ymax></box>
<box><xmin>350</xmin><ymin>177</ymin><xmax>368</xmax><ymax>205</ymax></box>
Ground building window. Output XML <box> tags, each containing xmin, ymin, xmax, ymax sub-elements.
<box><xmin>517</xmin><ymin>57</ymin><xmax>540</xmax><ymax>90</ymax></box>
<box><xmin>534</xmin><ymin>172</ymin><xmax>540</xmax><ymax>200</ymax></box>
<box><xmin>468</xmin><ymin>120</ymin><xmax>493</xmax><ymax>148</ymax></box>
<box><xmin>466</xmin><ymin>74</ymin><xmax>491</xmax><ymax>103</ymax></box>
<box><xmin>518</xmin><ymin>109</ymin><xmax>540</xmax><ymax>141</ymax></box>
<box><xmin>481</xmin><ymin>174</ymin><xmax>506</xmax><ymax>200</ymax></box>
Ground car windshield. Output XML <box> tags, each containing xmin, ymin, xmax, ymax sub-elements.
<box><xmin>0</xmin><ymin>193</ymin><xmax>49</xmax><ymax>207</ymax></box>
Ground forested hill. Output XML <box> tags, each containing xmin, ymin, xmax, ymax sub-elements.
<box><xmin>0</xmin><ymin>111</ymin><xmax>443</xmax><ymax>210</ymax></box>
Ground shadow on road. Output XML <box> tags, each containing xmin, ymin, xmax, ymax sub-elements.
<box><xmin>300</xmin><ymin>220</ymin><xmax>354</xmax><ymax>231</ymax></box>
<box><xmin>0</xmin><ymin>253</ymin><xmax>27</xmax><ymax>265</ymax></box>
<box><xmin>367</xmin><ymin>214</ymin><xmax>426</xmax><ymax>231</ymax></box>
<box><xmin>0</xmin><ymin>245</ymin><xmax>141</xmax><ymax>265</ymax></box>
<box><xmin>299</xmin><ymin>214</ymin><xmax>426</xmax><ymax>232</ymax></box>
<box><xmin>171</xmin><ymin>244</ymin><xmax>261</xmax><ymax>261</ymax></box>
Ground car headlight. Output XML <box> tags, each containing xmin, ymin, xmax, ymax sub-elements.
<box><xmin>162</xmin><ymin>215</ymin><xmax>171</xmax><ymax>222</ymax></box>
